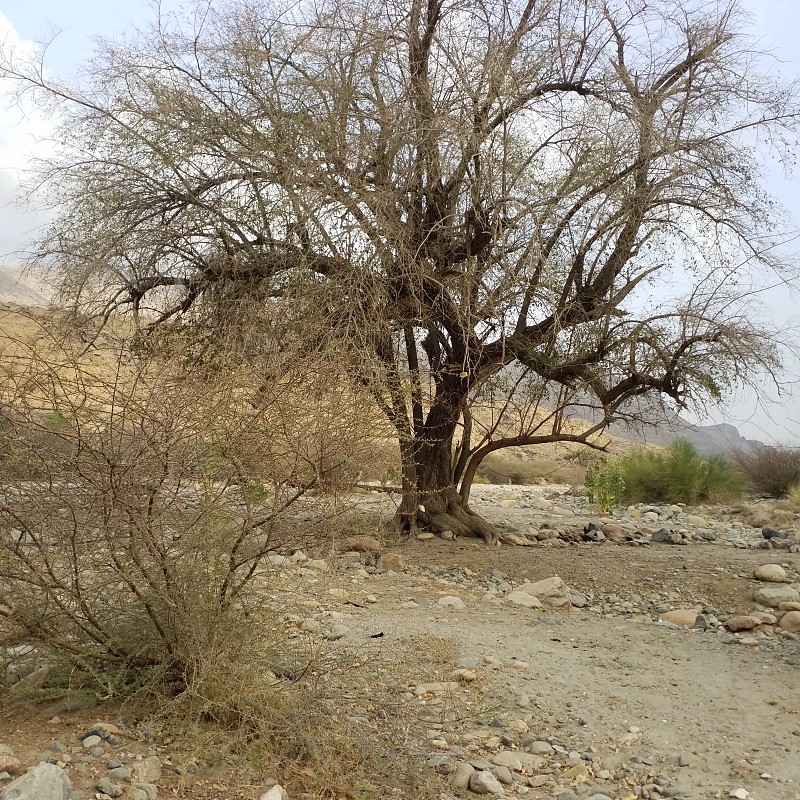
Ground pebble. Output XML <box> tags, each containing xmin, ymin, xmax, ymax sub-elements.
<box><xmin>725</xmin><ymin>615</ymin><xmax>762</xmax><ymax>632</ymax></box>
<box><xmin>325</xmin><ymin>624</ymin><xmax>350</xmax><ymax>641</ymax></box>
<box><xmin>660</xmin><ymin>609</ymin><xmax>699</xmax><ymax>628</ymax></box>
<box><xmin>96</xmin><ymin>776</ymin><xmax>124</xmax><ymax>798</ymax></box>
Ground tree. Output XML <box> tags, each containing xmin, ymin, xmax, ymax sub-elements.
<box><xmin>3</xmin><ymin>0</ymin><xmax>798</xmax><ymax>542</ymax></box>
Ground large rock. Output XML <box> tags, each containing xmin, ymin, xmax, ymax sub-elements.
<box><xmin>779</xmin><ymin>611</ymin><xmax>800</xmax><ymax>633</ymax></box>
<box><xmin>0</xmin><ymin>763</ymin><xmax>71</xmax><ymax>800</ymax></box>
<box><xmin>753</xmin><ymin>585</ymin><xmax>800</xmax><ymax>608</ymax></box>
<box><xmin>753</xmin><ymin>564</ymin><xmax>787</xmax><ymax>582</ymax></box>
<box><xmin>524</xmin><ymin>576</ymin><xmax>571</xmax><ymax>607</ymax></box>
<box><xmin>505</xmin><ymin>591</ymin><xmax>544</xmax><ymax>609</ymax></box>
<box><xmin>661</xmin><ymin>609</ymin><xmax>699</xmax><ymax>629</ymax></box>
<box><xmin>725</xmin><ymin>615</ymin><xmax>762</xmax><ymax>632</ymax></box>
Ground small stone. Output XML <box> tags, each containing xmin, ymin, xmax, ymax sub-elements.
<box><xmin>728</xmin><ymin>789</ymin><xmax>748</xmax><ymax>799</ymax></box>
<box><xmin>260</xmin><ymin>785</ymin><xmax>288</xmax><ymax>800</ymax></box>
<box><xmin>96</xmin><ymin>777</ymin><xmax>124</xmax><ymax>798</ymax></box>
<box><xmin>452</xmin><ymin>762</ymin><xmax>475</xmax><ymax>791</ymax></box>
<box><xmin>492</xmin><ymin>751</ymin><xmax>522</xmax><ymax>771</ymax></box>
<box><xmin>415</xmin><ymin>681</ymin><xmax>459</xmax><ymax>696</ymax></box>
<box><xmin>325</xmin><ymin>624</ymin><xmax>350</xmax><ymax>641</ymax></box>
<box><xmin>377</xmin><ymin>553</ymin><xmax>405</xmax><ymax>572</ymax></box>
<box><xmin>661</xmin><ymin>609</ymin><xmax>699</xmax><ymax>628</ymax></box>
<box><xmin>725</xmin><ymin>615</ymin><xmax>762</xmax><ymax>632</ymax></box>
<box><xmin>437</xmin><ymin>596</ymin><xmax>466</xmax><ymax>609</ymax></box>
<box><xmin>469</xmin><ymin>769</ymin><xmax>505</xmax><ymax>794</ymax></box>
<box><xmin>753</xmin><ymin>563</ymin><xmax>787</xmax><ymax>582</ymax></box>
<box><xmin>340</xmin><ymin>535</ymin><xmax>383</xmax><ymax>555</ymax></box>
<box><xmin>525</xmin><ymin>576</ymin><xmax>571</xmax><ymax>607</ymax></box>
<box><xmin>651</xmin><ymin>528</ymin><xmax>674</xmax><ymax>544</ymax></box>
<box><xmin>134</xmin><ymin>783</ymin><xmax>158</xmax><ymax>800</ymax></box>
<box><xmin>493</xmin><ymin>765</ymin><xmax>514</xmax><ymax>785</ymax></box>
<box><xmin>0</xmin><ymin>757</ymin><xmax>23</xmax><ymax>777</ymax></box>
<box><xmin>416</xmin><ymin>532</ymin><xmax>435</xmax><ymax>541</ymax></box>
<box><xmin>779</xmin><ymin>610</ymin><xmax>800</xmax><ymax>633</ymax></box>
<box><xmin>107</xmin><ymin>767</ymin><xmax>131</xmax><ymax>782</ymax></box>
<box><xmin>505</xmin><ymin>591</ymin><xmax>544</xmax><ymax>609</ymax></box>
<box><xmin>82</xmin><ymin>735</ymin><xmax>102</xmax><ymax>749</ymax></box>
<box><xmin>762</xmin><ymin>527</ymin><xmax>786</xmax><ymax>539</ymax></box>
<box><xmin>527</xmin><ymin>741</ymin><xmax>553</xmax><ymax>756</ymax></box>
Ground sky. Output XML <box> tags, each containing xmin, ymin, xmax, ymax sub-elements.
<box><xmin>0</xmin><ymin>0</ymin><xmax>799</xmax><ymax>444</ymax></box>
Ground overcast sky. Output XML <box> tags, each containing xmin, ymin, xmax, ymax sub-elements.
<box><xmin>0</xmin><ymin>0</ymin><xmax>798</xmax><ymax>443</ymax></box>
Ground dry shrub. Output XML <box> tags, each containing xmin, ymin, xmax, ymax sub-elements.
<box><xmin>0</xmin><ymin>314</ymin><xmax>370</xmax><ymax>695</ymax></box>
<box><xmin>731</xmin><ymin>445</ymin><xmax>800</xmax><ymax>499</ymax></box>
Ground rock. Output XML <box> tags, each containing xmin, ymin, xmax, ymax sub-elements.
<box><xmin>107</xmin><ymin>767</ymin><xmax>131</xmax><ymax>782</ymax></box>
<box><xmin>505</xmin><ymin>591</ymin><xmax>544</xmax><ymax>609</ymax></box>
<box><xmin>81</xmin><ymin>736</ymin><xmax>102</xmax><ymax>749</ymax></box>
<box><xmin>96</xmin><ymin>777</ymin><xmax>124</xmax><ymax>798</ymax></box>
<box><xmin>492</xmin><ymin>766</ymin><xmax>514</xmax><ymax>785</ymax></box>
<box><xmin>306</xmin><ymin>559</ymin><xmax>328</xmax><ymax>571</ymax></box>
<box><xmin>753</xmin><ymin>564</ymin><xmax>787</xmax><ymax>582</ymax></box>
<box><xmin>652</xmin><ymin>528</ymin><xmax>674</xmax><ymax>544</ymax></box>
<box><xmin>0</xmin><ymin>759</ymin><xmax>23</xmax><ymax>780</ymax></box>
<box><xmin>524</xmin><ymin>576</ymin><xmax>571</xmax><ymax>607</ymax></box>
<box><xmin>661</xmin><ymin>609</ymin><xmax>699</xmax><ymax>628</ymax></box>
<box><xmin>728</xmin><ymin>789</ymin><xmax>748</xmax><ymax>799</ymax></box>
<box><xmin>779</xmin><ymin>610</ymin><xmax>800</xmax><ymax>633</ymax></box>
<box><xmin>437</xmin><ymin>596</ymin><xmax>466</xmax><ymax>609</ymax></box>
<box><xmin>9</xmin><ymin>666</ymin><xmax>50</xmax><ymax>693</ymax></box>
<box><xmin>526</xmin><ymin>741</ymin><xmax>553</xmax><ymax>756</ymax></box>
<box><xmin>416</xmin><ymin>532</ymin><xmax>435</xmax><ymax>541</ymax></box>
<box><xmin>452</xmin><ymin>762</ymin><xmax>475</xmax><ymax>791</ymax></box>
<box><xmin>134</xmin><ymin>757</ymin><xmax>161</xmax><ymax>785</ymax></box>
<box><xmin>753</xmin><ymin>585</ymin><xmax>800</xmax><ymax>608</ymax></box>
<box><xmin>260</xmin><ymin>785</ymin><xmax>289</xmax><ymax>800</ymax></box>
<box><xmin>0</xmin><ymin>764</ymin><xmax>71</xmax><ymax>800</ymax></box>
<box><xmin>325</xmin><ymin>624</ymin><xmax>350</xmax><ymax>641</ymax></box>
<box><xmin>377</xmin><ymin>553</ymin><xmax>405</xmax><ymax>572</ymax></box>
<box><xmin>601</xmin><ymin>523</ymin><xmax>627</xmax><ymax>541</ymax></box>
<box><xmin>133</xmin><ymin>784</ymin><xmax>158</xmax><ymax>800</ymax></box>
<box><xmin>469</xmin><ymin>769</ymin><xmax>505</xmax><ymax>795</ymax></box>
<box><xmin>340</xmin><ymin>536</ymin><xmax>383</xmax><ymax>555</ymax></box>
<box><xmin>725</xmin><ymin>615</ymin><xmax>762</xmax><ymax>632</ymax></box>
<box><xmin>491</xmin><ymin>752</ymin><xmax>522</xmax><ymax>771</ymax></box>
<box><xmin>569</xmin><ymin>591</ymin><xmax>588</xmax><ymax>608</ymax></box>
<box><xmin>45</xmin><ymin>695</ymin><xmax>97</xmax><ymax>716</ymax></box>
<box><xmin>762</xmin><ymin>527</ymin><xmax>786</xmax><ymax>539</ymax></box>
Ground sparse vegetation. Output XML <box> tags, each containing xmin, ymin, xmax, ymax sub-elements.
<box><xmin>619</xmin><ymin>439</ymin><xmax>745</xmax><ymax>505</ymax></box>
<box><xmin>585</xmin><ymin>457</ymin><xmax>626</xmax><ymax>515</ymax></box>
<box><xmin>731</xmin><ymin>445</ymin><xmax>800</xmax><ymax>499</ymax></box>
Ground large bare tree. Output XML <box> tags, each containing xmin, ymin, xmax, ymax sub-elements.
<box><xmin>4</xmin><ymin>0</ymin><xmax>798</xmax><ymax>541</ymax></box>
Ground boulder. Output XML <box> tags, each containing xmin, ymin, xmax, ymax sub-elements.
<box><xmin>753</xmin><ymin>585</ymin><xmax>800</xmax><ymax>608</ymax></box>
<box><xmin>661</xmin><ymin>609</ymin><xmax>699</xmax><ymax>629</ymax></box>
<box><xmin>524</xmin><ymin>576</ymin><xmax>571</xmax><ymax>607</ymax></box>
<box><xmin>0</xmin><ymin>763</ymin><xmax>71</xmax><ymax>800</ymax></box>
<box><xmin>753</xmin><ymin>564</ymin><xmax>787</xmax><ymax>582</ymax></box>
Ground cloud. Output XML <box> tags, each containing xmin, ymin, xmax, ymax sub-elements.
<box><xmin>0</xmin><ymin>11</ymin><xmax>56</xmax><ymax>263</ymax></box>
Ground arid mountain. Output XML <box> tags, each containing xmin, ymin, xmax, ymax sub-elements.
<box><xmin>0</xmin><ymin>265</ymin><xmax>51</xmax><ymax>307</ymax></box>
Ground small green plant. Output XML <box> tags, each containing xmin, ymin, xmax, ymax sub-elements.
<box><xmin>585</xmin><ymin>457</ymin><xmax>625</xmax><ymax>514</ymax></box>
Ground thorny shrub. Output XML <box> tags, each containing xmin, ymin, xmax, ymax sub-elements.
<box><xmin>731</xmin><ymin>445</ymin><xmax>800</xmax><ymax>499</ymax></box>
<box><xmin>0</xmin><ymin>314</ymin><xmax>372</xmax><ymax>696</ymax></box>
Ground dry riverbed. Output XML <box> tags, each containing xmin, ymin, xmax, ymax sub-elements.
<box><xmin>2</xmin><ymin>484</ymin><xmax>799</xmax><ymax>800</ymax></box>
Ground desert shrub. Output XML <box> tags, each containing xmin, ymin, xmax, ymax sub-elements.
<box><xmin>584</xmin><ymin>456</ymin><xmax>626</xmax><ymax>514</ymax></box>
<box><xmin>0</xmin><ymin>320</ymin><xmax>368</xmax><ymax>698</ymax></box>
<box><xmin>731</xmin><ymin>445</ymin><xmax>800</xmax><ymax>499</ymax></box>
<box><xmin>619</xmin><ymin>439</ymin><xmax>745</xmax><ymax>504</ymax></box>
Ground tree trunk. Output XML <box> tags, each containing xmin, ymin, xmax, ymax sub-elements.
<box><xmin>389</xmin><ymin>389</ymin><xmax>499</xmax><ymax>545</ymax></box>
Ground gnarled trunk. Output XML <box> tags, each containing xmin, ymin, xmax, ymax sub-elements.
<box><xmin>389</xmin><ymin>392</ymin><xmax>499</xmax><ymax>545</ymax></box>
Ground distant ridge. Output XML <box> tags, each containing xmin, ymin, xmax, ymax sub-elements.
<box><xmin>0</xmin><ymin>265</ymin><xmax>50</xmax><ymax>307</ymax></box>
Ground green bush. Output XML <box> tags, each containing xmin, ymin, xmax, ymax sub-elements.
<box><xmin>585</xmin><ymin>456</ymin><xmax>626</xmax><ymax>514</ymax></box>
<box><xmin>619</xmin><ymin>439</ymin><xmax>744</xmax><ymax>504</ymax></box>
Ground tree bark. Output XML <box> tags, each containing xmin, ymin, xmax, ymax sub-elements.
<box><xmin>389</xmin><ymin>386</ymin><xmax>499</xmax><ymax>545</ymax></box>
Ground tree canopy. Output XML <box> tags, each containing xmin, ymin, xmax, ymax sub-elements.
<box><xmin>4</xmin><ymin>0</ymin><xmax>799</xmax><ymax>541</ymax></box>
